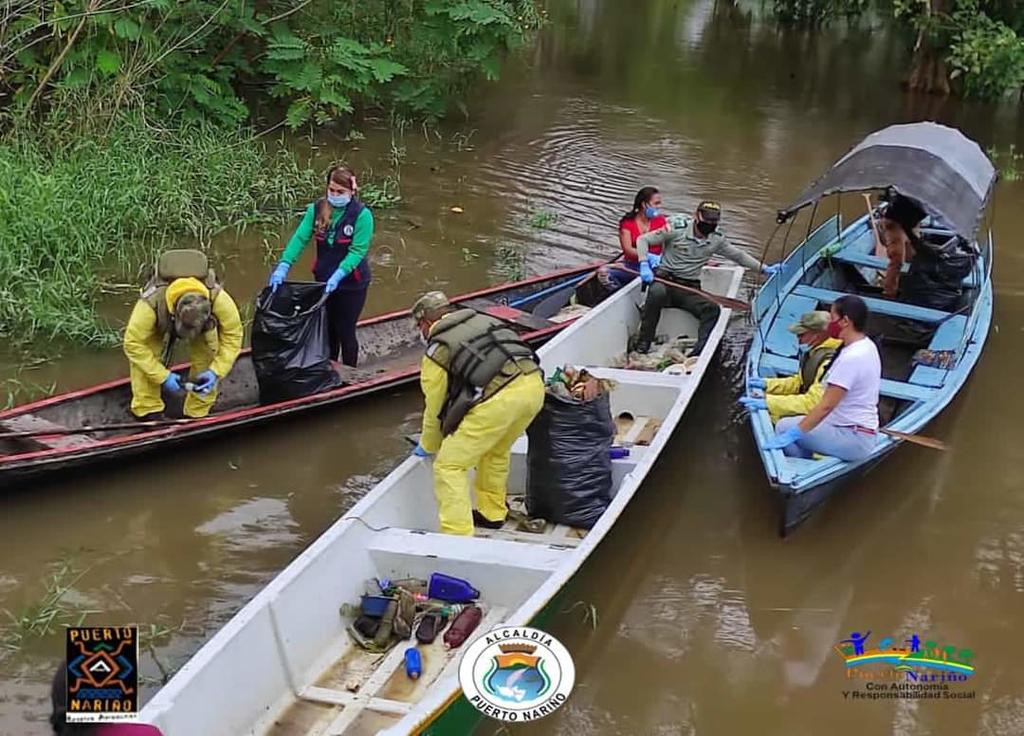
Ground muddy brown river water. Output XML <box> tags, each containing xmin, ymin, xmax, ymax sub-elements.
<box><xmin>3</xmin><ymin>1</ymin><xmax>1023</xmax><ymax>734</ymax></box>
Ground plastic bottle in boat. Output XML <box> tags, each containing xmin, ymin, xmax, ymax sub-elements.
<box><xmin>376</xmin><ymin>577</ymin><xmax>428</xmax><ymax>596</ymax></box>
<box><xmin>444</xmin><ymin>605</ymin><xmax>482</xmax><ymax>649</ymax></box>
<box><xmin>404</xmin><ymin>647</ymin><xmax>422</xmax><ymax>679</ymax></box>
<box><xmin>428</xmin><ymin>573</ymin><xmax>480</xmax><ymax>603</ymax></box>
<box><xmin>442</xmin><ymin>604</ymin><xmax>465</xmax><ymax>619</ymax></box>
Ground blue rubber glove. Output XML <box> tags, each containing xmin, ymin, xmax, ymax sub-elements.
<box><xmin>747</xmin><ymin>376</ymin><xmax>767</xmax><ymax>391</ymax></box>
<box><xmin>269</xmin><ymin>262</ymin><xmax>290</xmax><ymax>291</ymax></box>
<box><xmin>761</xmin><ymin>263</ymin><xmax>782</xmax><ymax>276</ymax></box>
<box><xmin>646</xmin><ymin>253</ymin><xmax>662</xmax><ymax>269</ymax></box>
<box><xmin>638</xmin><ymin>261</ymin><xmax>654</xmax><ymax>284</ymax></box>
<box><xmin>193</xmin><ymin>369</ymin><xmax>218</xmax><ymax>395</ymax></box>
<box><xmin>325</xmin><ymin>267</ymin><xmax>348</xmax><ymax>294</ymax></box>
<box><xmin>763</xmin><ymin>425</ymin><xmax>806</xmax><ymax>451</ymax></box>
<box><xmin>162</xmin><ymin>372</ymin><xmax>183</xmax><ymax>393</ymax></box>
<box><xmin>412</xmin><ymin>444</ymin><xmax>432</xmax><ymax>458</ymax></box>
<box><xmin>738</xmin><ymin>396</ymin><xmax>768</xmax><ymax>411</ymax></box>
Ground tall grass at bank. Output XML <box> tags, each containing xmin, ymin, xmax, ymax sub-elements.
<box><xmin>0</xmin><ymin>116</ymin><xmax>318</xmax><ymax>347</ymax></box>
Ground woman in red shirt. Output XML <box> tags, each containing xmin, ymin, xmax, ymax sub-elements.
<box><xmin>598</xmin><ymin>186</ymin><xmax>667</xmax><ymax>291</ymax></box>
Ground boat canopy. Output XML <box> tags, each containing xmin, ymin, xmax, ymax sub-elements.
<box><xmin>777</xmin><ymin>122</ymin><xmax>996</xmax><ymax>241</ymax></box>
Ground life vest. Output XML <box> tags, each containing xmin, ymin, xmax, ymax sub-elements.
<box><xmin>312</xmin><ymin>197</ymin><xmax>372</xmax><ymax>287</ymax></box>
<box><xmin>139</xmin><ymin>249</ymin><xmax>222</xmax><ymax>336</ymax></box>
<box><xmin>901</xmin><ymin>234</ymin><xmax>976</xmax><ymax>312</ymax></box>
<box><xmin>798</xmin><ymin>340</ymin><xmax>839</xmax><ymax>393</ymax></box>
<box><xmin>426</xmin><ymin>308</ymin><xmax>540</xmax><ymax>436</ymax></box>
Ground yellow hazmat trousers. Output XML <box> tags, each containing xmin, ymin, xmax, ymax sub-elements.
<box><xmin>123</xmin><ymin>290</ymin><xmax>243</xmax><ymax>418</ymax></box>
<box><xmin>763</xmin><ymin>337</ymin><xmax>842</xmax><ymax>423</ymax></box>
<box><xmin>420</xmin><ymin>362</ymin><xmax>544</xmax><ymax>536</ymax></box>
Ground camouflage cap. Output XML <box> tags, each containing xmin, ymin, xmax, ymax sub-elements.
<box><xmin>411</xmin><ymin>291</ymin><xmax>449</xmax><ymax>321</ymax></box>
<box><xmin>175</xmin><ymin>292</ymin><xmax>212</xmax><ymax>331</ymax></box>
<box><xmin>788</xmin><ymin>310</ymin><xmax>831</xmax><ymax>335</ymax></box>
<box><xmin>696</xmin><ymin>200</ymin><xmax>722</xmax><ymax>223</ymax></box>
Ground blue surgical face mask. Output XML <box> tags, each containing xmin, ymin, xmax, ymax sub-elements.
<box><xmin>328</xmin><ymin>193</ymin><xmax>351</xmax><ymax>208</ymax></box>
<box><xmin>644</xmin><ymin>206</ymin><xmax>660</xmax><ymax>219</ymax></box>
<box><xmin>797</xmin><ymin>343</ymin><xmax>811</xmax><ymax>356</ymax></box>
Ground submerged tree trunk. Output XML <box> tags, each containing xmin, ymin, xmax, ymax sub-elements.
<box><xmin>906</xmin><ymin>0</ymin><xmax>952</xmax><ymax>95</ymax></box>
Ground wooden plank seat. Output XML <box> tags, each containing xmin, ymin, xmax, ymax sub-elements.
<box><xmin>758</xmin><ymin>352</ymin><xmax>933</xmax><ymax>403</ymax></box>
<box><xmin>782</xmin><ymin>456</ymin><xmax>844</xmax><ymax>480</ymax></box>
<box><xmin>792</xmin><ymin>285</ymin><xmax>952</xmax><ymax>323</ymax></box>
<box><xmin>908</xmin><ymin>315</ymin><xmax>969</xmax><ymax>388</ymax></box>
<box><xmin>825</xmin><ymin>249</ymin><xmax>978</xmax><ymax>288</ymax></box>
<box><xmin>0</xmin><ymin>414</ymin><xmax>95</xmax><ymax>451</ymax></box>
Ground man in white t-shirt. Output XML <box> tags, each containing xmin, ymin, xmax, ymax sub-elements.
<box><xmin>766</xmin><ymin>295</ymin><xmax>880</xmax><ymax>462</ymax></box>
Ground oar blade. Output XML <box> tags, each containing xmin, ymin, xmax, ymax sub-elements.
<box><xmin>880</xmin><ymin>428</ymin><xmax>948</xmax><ymax>451</ymax></box>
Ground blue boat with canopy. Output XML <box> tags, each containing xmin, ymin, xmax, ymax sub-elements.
<box><xmin>746</xmin><ymin>122</ymin><xmax>996</xmax><ymax>535</ymax></box>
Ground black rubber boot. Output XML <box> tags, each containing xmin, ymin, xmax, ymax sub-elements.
<box><xmin>472</xmin><ymin>510</ymin><xmax>505</xmax><ymax>530</ymax></box>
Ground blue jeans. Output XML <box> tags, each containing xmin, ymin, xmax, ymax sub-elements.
<box><xmin>774</xmin><ymin>416</ymin><xmax>877</xmax><ymax>462</ymax></box>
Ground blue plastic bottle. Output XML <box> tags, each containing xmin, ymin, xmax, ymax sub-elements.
<box><xmin>609</xmin><ymin>446</ymin><xmax>630</xmax><ymax>460</ymax></box>
<box><xmin>428</xmin><ymin>572</ymin><xmax>480</xmax><ymax>603</ymax></box>
<box><xmin>404</xmin><ymin>647</ymin><xmax>422</xmax><ymax>679</ymax></box>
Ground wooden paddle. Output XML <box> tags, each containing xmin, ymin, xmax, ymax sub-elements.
<box><xmin>611</xmin><ymin>265</ymin><xmax>750</xmax><ymax>311</ymax></box>
<box><xmin>879</xmin><ymin>427</ymin><xmax>948</xmax><ymax>451</ymax></box>
<box><xmin>863</xmin><ymin>193</ymin><xmax>886</xmax><ymax>257</ymax></box>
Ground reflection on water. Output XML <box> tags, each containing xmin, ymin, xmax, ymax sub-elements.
<box><xmin>2</xmin><ymin>0</ymin><xmax>1024</xmax><ymax>734</ymax></box>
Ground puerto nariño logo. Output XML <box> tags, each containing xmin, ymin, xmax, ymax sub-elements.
<box><xmin>834</xmin><ymin>629</ymin><xmax>976</xmax><ymax>701</ymax></box>
<box><xmin>459</xmin><ymin>625</ymin><xmax>575</xmax><ymax>722</ymax></box>
<box><xmin>66</xmin><ymin>626</ymin><xmax>139</xmax><ymax>722</ymax></box>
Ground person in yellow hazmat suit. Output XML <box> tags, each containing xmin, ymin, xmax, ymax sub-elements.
<box><xmin>739</xmin><ymin>310</ymin><xmax>841</xmax><ymax>424</ymax></box>
<box><xmin>410</xmin><ymin>291</ymin><xmax>545</xmax><ymax>536</ymax></box>
<box><xmin>123</xmin><ymin>249</ymin><xmax>243</xmax><ymax>420</ymax></box>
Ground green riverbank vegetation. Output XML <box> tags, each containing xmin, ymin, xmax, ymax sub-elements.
<box><xmin>0</xmin><ymin>114</ymin><xmax>317</xmax><ymax>346</ymax></box>
<box><xmin>0</xmin><ymin>0</ymin><xmax>543</xmax><ymax>348</ymax></box>
<box><xmin>766</xmin><ymin>0</ymin><xmax>1024</xmax><ymax>101</ymax></box>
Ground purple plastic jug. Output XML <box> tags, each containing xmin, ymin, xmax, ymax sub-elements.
<box><xmin>428</xmin><ymin>572</ymin><xmax>480</xmax><ymax>603</ymax></box>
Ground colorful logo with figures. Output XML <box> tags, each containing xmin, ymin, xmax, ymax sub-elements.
<box><xmin>66</xmin><ymin>626</ymin><xmax>138</xmax><ymax>722</ymax></box>
<box><xmin>459</xmin><ymin>626</ymin><xmax>574</xmax><ymax>722</ymax></box>
<box><xmin>835</xmin><ymin>630</ymin><xmax>977</xmax><ymax>701</ymax></box>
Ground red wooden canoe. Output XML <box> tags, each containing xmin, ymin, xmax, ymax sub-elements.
<box><xmin>0</xmin><ymin>263</ymin><xmax>605</xmax><ymax>487</ymax></box>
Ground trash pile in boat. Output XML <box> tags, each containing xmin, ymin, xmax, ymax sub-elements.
<box><xmin>526</xmin><ymin>365</ymin><xmax>617</xmax><ymax>529</ymax></box>
<box><xmin>343</xmin><ymin>572</ymin><xmax>484</xmax><ymax>664</ymax></box>
<box><xmin>611</xmin><ymin>334</ymin><xmax>697</xmax><ymax>373</ymax></box>
<box><xmin>548</xmin><ymin>303</ymin><xmax>591</xmax><ymax>324</ymax></box>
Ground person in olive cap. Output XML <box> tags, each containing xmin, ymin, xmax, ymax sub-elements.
<box><xmin>409</xmin><ymin>291</ymin><xmax>545</xmax><ymax>536</ymax></box>
<box><xmin>739</xmin><ymin>310</ymin><xmax>841</xmax><ymax>423</ymax></box>
<box><xmin>634</xmin><ymin>200</ymin><xmax>781</xmax><ymax>356</ymax></box>
<box><xmin>123</xmin><ymin>252</ymin><xmax>242</xmax><ymax>420</ymax></box>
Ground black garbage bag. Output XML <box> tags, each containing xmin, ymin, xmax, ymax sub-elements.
<box><xmin>526</xmin><ymin>391</ymin><xmax>615</xmax><ymax>528</ymax></box>
<box><xmin>251</xmin><ymin>283</ymin><xmax>343</xmax><ymax>404</ymax></box>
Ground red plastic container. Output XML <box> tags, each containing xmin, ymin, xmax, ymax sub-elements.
<box><xmin>443</xmin><ymin>605</ymin><xmax>482</xmax><ymax>649</ymax></box>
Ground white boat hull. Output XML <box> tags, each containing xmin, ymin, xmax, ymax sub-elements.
<box><xmin>140</xmin><ymin>265</ymin><xmax>745</xmax><ymax>735</ymax></box>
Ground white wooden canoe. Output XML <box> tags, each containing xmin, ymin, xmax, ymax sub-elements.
<box><xmin>140</xmin><ymin>263</ymin><xmax>745</xmax><ymax>735</ymax></box>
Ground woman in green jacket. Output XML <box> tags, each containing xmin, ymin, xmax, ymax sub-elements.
<box><xmin>268</xmin><ymin>165</ymin><xmax>374</xmax><ymax>366</ymax></box>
